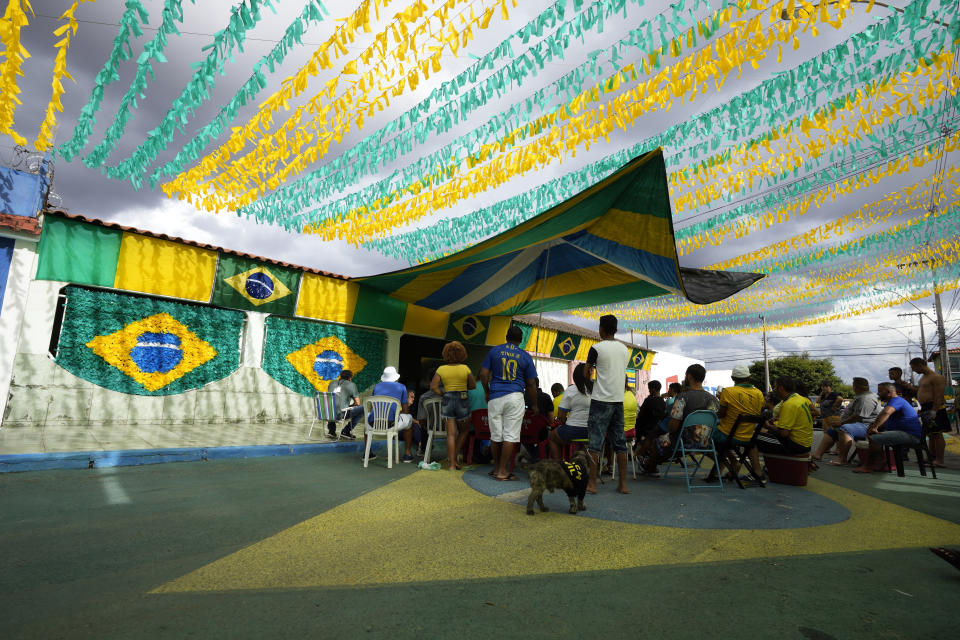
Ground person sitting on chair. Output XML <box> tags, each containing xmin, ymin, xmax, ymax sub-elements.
<box><xmin>756</xmin><ymin>376</ymin><xmax>814</xmax><ymax>459</ymax></box>
<box><xmin>637</xmin><ymin>364</ymin><xmax>719</xmax><ymax>476</ymax></box>
<box><xmin>366</xmin><ymin>366</ymin><xmax>416</xmax><ymax>463</ymax></box>
<box><xmin>329</xmin><ymin>369</ymin><xmax>364</xmax><ymax>440</ymax></box>
<box><xmin>550</xmin><ymin>383</ymin><xmax>565</xmax><ymax>418</ymax></box>
<box><xmin>548</xmin><ymin>363</ymin><xmax>592</xmax><ymax>459</ymax></box>
<box><xmin>811</xmin><ymin>377</ymin><xmax>880</xmax><ymax>464</ymax></box>
<box><xmin>706</xmin><ymin>364</ymin><xmax>764</xmax><ymax>482</ymax></box>
<box><xmin>852</xmin><ymin>382</ymin><xmax>923</xmax><ymax>473</ymax></box>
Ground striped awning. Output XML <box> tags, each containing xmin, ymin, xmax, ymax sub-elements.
<box><xmin>359</xmin><ymin>149</ymin><xmax>763</xmax><ymax>315</ymax></box>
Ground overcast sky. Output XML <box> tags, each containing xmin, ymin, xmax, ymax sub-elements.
<box><xmin>7</xmin><ymin>0</ymin><xmax>959</xmax><ymax>385</ymax></box>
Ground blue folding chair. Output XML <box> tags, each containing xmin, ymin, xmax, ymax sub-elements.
<box><xmin>663</xmin><ymin>409</ymin><xmax>723</xmax><ymax>493</ymax></box>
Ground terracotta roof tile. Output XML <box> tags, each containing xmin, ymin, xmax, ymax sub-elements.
<box><xmin>0</xmin><ymin>212</ymin><xmax>41</xmax><ymax>236</ymax></box>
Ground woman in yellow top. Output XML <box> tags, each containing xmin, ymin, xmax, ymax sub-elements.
<box><xmin>431</xmin><ymin>341</ymin><xmax>477</xmax><ymax>470</ymax></box>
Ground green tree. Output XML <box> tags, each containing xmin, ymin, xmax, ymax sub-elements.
<box><xmin>748</xmin><ymin>353</ymin><xmax>843</xmax><ymax>397</ymax></box>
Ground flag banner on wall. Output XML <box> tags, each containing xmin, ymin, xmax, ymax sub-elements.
<box><xmin>0</xmin><ymin>236</ymin><xmax>15</xmax><ymax>314</ymax></box>
<box><xmin>629</xmin><ymin>349</ymin><xmax>649</xmax><ymax>370</ymax></box>
<box><xmin>549</xmin><ymin>331</ymin><xmax>582</xmax><ymax>360</ymax></box>
<box><xmin>35</xmin><ymin>216</ymin><xmax>123</xmax><ymax>287</ymax></box>
<box><xmin>212</xmin><ymin>254</ymin><xmax>301</xmax><ymax>314</ymax></box>
<box><xmin>54</xmin><ymin>286</ymin><xmax>244</xmax><ymax>395</ymax></box>
<box><xmin>446</xmin><ymin>314</ymin><xmax>489</xmax><ymax>344</ymax></box>
<box><xmin>36</xmin><ymin>215</ymin><xmax>218</xmax><ymax>301</ymax></box>
<box><xmin>261</xmin><ymin>315</ymin><xmax>386</xmax><ymax>396</ymax></box>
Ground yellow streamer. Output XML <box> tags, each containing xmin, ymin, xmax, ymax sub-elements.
<box><xmin>162</xmin><ymin>0</ymin><xmax>403</xmax><ymax>197</ymax></box>
<box><xmin>298</xmin><ymin>0</ymin><xmax>858</xmax><ymax>243</ymax></box>
<box><xmin>165</xmin><ymin>0</ymin><xmax>502</xmax><ymax>207</ymax></box>
<box><xmin>34</xmin><ymin>0</ymin><xmax>93</xmax><ymax>151</ymax></box>
<box><xmin>669</xmin><ymin>53</ymin><xmax>956</xmax><ymax>213</ymax></box>
<box><xmin>676</xmin><ymin>130</ymin><xmax>960</xmax><ymax>255</ymax></box>
<box><xmin>0</xmin><ymin>0</ymin><xmax>33</xmax><ymax>146</ymax></box>
<box><xmin>204</xmin><ymin>0</ymin><xmax>501</xmax><ymax>209</ymax></box>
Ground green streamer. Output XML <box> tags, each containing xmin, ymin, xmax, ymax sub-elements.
<box><xmin>81</xmin><ymin>0</ymin><xmax>191</xmax><ymax>169</ymax></box>
<box><xmin>104</xmin><ymin>0</ymin><xmax>286</xmax><ymax>187</ymax></box>
<box><xmin>57</xmin><ymin>0</ymin><xmax>150</xmax><ymax>162</ymax></box>
<box><xmin>145</xmin><ymin>0</ymin><xmax>329</xmax><ymax>188</ymax></box>
<box><xmin>239</xmin><ymin>0</ymin><xmax>740</xmax><ymax>224</ymax></box>
<box><xmin>362</xmin><ymin>0</ymin><xmax>952</xmax><ymax>263</ymax></box>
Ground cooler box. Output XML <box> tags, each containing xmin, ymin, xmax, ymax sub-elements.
<box><xmin>764</xmin><ymin>452</ymin><xmax>810</xmax><ymax>486</ymax></box>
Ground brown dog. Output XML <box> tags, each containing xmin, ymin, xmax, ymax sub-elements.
<box><xmin>523</xmin><ymin>450</ymin><xmax>589</xmax><ymax>515</ymax></box>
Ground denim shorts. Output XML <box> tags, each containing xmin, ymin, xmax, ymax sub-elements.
<box><xmin>556</xmin><ymin>424</ymin><xmax>589</xmax><ymax>442</ymax></box>
<box><xmin>839</xmin><ymin>423</ymin><xmax>868</xmax><ymax>439</ymax></box>
<box><xmin>869</xmin><ymin>430</ymin><xmax>920</xmax><ymax>447</ymax></box>
<box><xmin>587</xmin><ymin>400</ymin><xmax>627</xmax><ymax>453</ymax></box>
<box><xmin>441</xmin><ymin>391</ymin><xmax>471</xmax><ymax>421</ymax></box>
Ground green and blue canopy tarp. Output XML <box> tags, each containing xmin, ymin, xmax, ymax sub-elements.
<box><xmin>358</xmin><ymin>149</ymin><xmax>763</xmax><ymax>315</ymax></box>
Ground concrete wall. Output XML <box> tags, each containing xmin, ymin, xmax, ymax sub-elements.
<box><xmin>1</xmin><ymin>277</ymin><xmax>386</xmax><ymax>431</ymax></box>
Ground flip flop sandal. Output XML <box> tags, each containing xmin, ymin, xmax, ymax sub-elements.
<box><xmin>930</xmin><ymin>547</ymin><xmax>960</xmax><ymax>570</ymax></box>
<box><xmin>495</xmin><ymin>474</ymin><xmax>519</xmax><ymax>481</ymax></box>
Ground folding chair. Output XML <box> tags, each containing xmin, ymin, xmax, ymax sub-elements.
<box><xmin>308</xmin><ymin>391</ymin><xmax>348</xmax><ymax>439</ymax></box>
<box><xmin>713</xmin><ymin>413</ymin><xmax>766</xmax><ymax>489</ymax></box>
<box><xmin>663</xmin><ymin>409</ymin><xmax>723</xmax><ymax>492</ymax></box>
<box><xmin>362</xmin><ymin>396</ymin><xmax>402</xmax><ymax>468</ymax></box>
<box><xmin>421</xmin><ymin>397</ymin><xmax>444</xmax><ymax>464</ymax></box>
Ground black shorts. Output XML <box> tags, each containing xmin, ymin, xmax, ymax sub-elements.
<box><xmin>920</xmin><ymin>402</ymin><xmax>952</xmax><ymax>433</ymax></box>
<box><xmin>756</xmin><ymin>431</ymin><xmax>810</xmax><ymax>456</ymax></box>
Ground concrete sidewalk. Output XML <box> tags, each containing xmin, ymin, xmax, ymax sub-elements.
<box><xmin>0</xmin><ymin>420</ymin><xmax>347</xmax><ymax>454</ymax></box>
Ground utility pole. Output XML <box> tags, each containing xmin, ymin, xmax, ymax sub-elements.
<box><xmin>897</xmin><ymin>312</ymin><xmax>927</xmax><ymax>358</ymax></box>
<box><xmin>761</xmin><ymin>314</ymin><xmax>770</xmax><ymax>393</ymax></box>
<box><xmin>644</xmin><ymin>324</ymin><xmax>649</xmax><ymax>351</ymax></box>
<box><xmin>933</xmin><ymin>285</ymin><xmax>953</xmax><ymax>390</ymax></box>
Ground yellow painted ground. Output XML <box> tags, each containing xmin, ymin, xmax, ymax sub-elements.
<box><xmin>153</xmin><ymin>471</ymin><xmax>960</xmax><ymax>593</ymax></box>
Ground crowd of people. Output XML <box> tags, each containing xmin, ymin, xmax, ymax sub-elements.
<box><xmin>324</xmin><ymin>313</ymin><xmax>953</xmax><ymax>483</ymax></box>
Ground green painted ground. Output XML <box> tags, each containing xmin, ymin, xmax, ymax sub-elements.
<box><xmin>2</xmin><ymin>453</ymin><xmax>958</xmax><ymax>639</ymax></box>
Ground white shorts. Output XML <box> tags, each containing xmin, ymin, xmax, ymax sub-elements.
<box><xmin>396</xmin><ymin>413</ymin><xmax>413</xmax><ymax>431</ymax></box>
<box><xmin>487</xmin><ymin>392</ymin><xmax>525</xmax><ymax>443</ymax></box>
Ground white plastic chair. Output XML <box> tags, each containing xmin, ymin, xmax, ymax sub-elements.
<box><xmin>421</xmin><ymin>397</ymin><xmax>443</xmax><ymax>464</ymax></box>
<box><xmin>363</xmin><ymin>395</ymin><xmax>401</xmax><ymax>468</ymax></box>
<box><xmin>308</xmin><ymin>391</ymin><xmax>349</xmax><ymax>439</ymax></box>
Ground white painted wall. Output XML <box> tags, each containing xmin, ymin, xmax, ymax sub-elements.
<box><xmin>0</xmin><ymin>239</ymin><xmax>40</xmax><ymax>423</ymax></box>
<box><xmin>649</xmin><ymin>350</ymin><xmax>703</xmax><ymax>387</ymax></box>
<box><xmin>532</xmin><ymin>356</ymin><xmax>570</xmax><ymax>395</ymax></box>
<box><xmin>703</xmin><ymin>369</ymin><xmax>734</xmax><ymax>395</ymax></box>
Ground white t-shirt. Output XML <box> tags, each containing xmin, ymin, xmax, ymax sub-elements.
<box><xmin>587</xmin><ymin>340</ymin><xmax>630</xmax><ymax>403</ymax></box>
<box><xmin>558</xmin><ymin>384</ymin><xmax>591</xmax><ymax>427</ymax></box>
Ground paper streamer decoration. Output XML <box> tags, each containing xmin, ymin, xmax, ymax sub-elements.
<box><xmin>103</xmin><ymin>0</ymin><xmax>287</xmax><ymax>186</ymax></box>
<box><xmin>57</xmin><ymin>0</ymin><xmax>150</xmax><ymax>160</ymax></box>
<box><xmin>0</xmin><ymin>0</ymin><xmax>33</xmax><ymax>146</ymax></box>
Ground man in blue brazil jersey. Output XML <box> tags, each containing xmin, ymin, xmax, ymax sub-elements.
<box><xmin>480</xmin><ymin>325</ymin><xmax>538</xmax><ymax>481</ymax></box>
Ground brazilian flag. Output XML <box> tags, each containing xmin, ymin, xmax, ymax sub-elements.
<box><xmin>550</xmin><ymin>332</ymin><xmax>581</xmax><ymax>360</ymax></box>
<box><xmin>629</xmin><ymin>348</ymin><xmax>649</xmax><ymax>370</ymax></box>
<box><xmin>446</xmin><ymin>314</ymin><xmax>489</xmax><ymax>344</ymax></box>
<box><xmin>212</xmin><ymin>255</ymin><xmax>301</xmax><ymax>315</ymax></box>
<box><xmin>262</xmin><ymin>316</ymin><xmax>386</xmax><ymax>396</ymax></box>
<box><xmin>55</xmin><ymin>286</ymin><xmax>244</xmax><ymax>395</ymax></box>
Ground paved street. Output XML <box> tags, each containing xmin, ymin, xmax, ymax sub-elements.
<box><xmin>2</xmin><ymin>451</ymin><xmax>959</xmax><ymax>639</ymax></box>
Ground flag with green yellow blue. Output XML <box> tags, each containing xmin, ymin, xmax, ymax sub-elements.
<box><xmin>446</xmin><ymin>314</ymin><xmax>488</xmax><ymax>344</ymax></box>
<box><xmin>550</xmin><ymin>332</ymin><xmax>582</xmax><ymax>360</ymax></box>
<box><xmin>212</xmin><ymin>255</ymin><xmax>301</xmax><ymax>314</ymax></box>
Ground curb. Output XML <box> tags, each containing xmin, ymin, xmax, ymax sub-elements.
<box><xmin>0</xmin><ymin>440</ymin><xmax>386</xmax><ymax>473</ymax></box>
